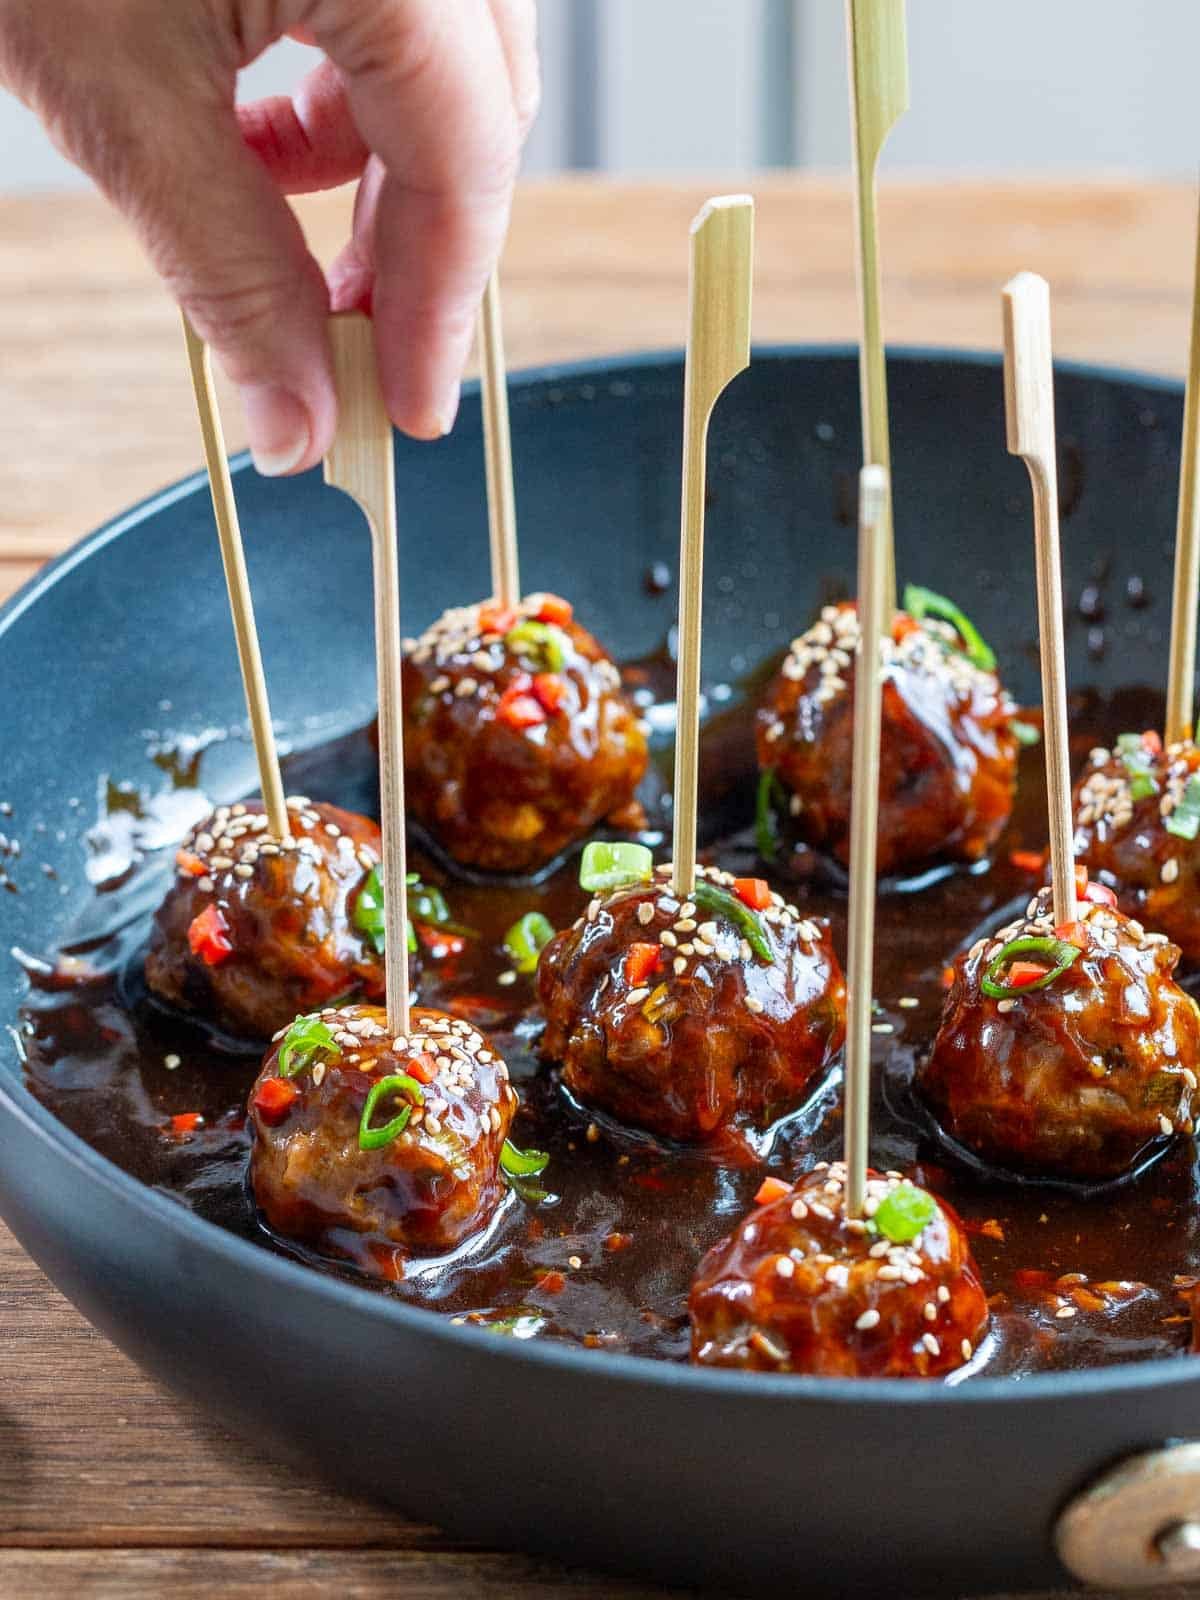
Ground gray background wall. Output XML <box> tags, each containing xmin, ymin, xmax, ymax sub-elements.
<box><xmin>2</xmin><ymin>1</ymin><xmax>1197</xmax><ymax>189</ymax></box>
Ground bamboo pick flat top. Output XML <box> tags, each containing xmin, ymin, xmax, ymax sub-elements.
<box><xmin>324</xmin><ymin>312</ymin><xmax>410</xmax><ymax>1035</ymax></box>
<box><xmin>844</xmin><ymin>464</ymin><xmax>890</xmax><ymax>1221</ymax></box>
<box><xmin>671</xmin><ymin>195</ymin><xmax>755</xmax><ymax>900</ymax></box>
<box><xmin>1165</xmin><ymin>188</ymin><xmax>1200</xmax><ymax>746</ymax></box>
<box><xmin>1002</xmin><ymin>271</ymin><xmax>1079</xmax><ymax>929</ymax></box>
<box><xmin>180</xmin><ymin>316</ymin><xmax>288</xmax><ymax>840</ymax></box>
<box><xmin>478</xmin><ymin>269</ymin><xmax>520</xmax><ymax>609</ymax></box>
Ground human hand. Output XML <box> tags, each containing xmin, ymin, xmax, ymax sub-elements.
<box><xmin>1</xmin><ymin>0</ymin><xmax>539</xmax><ymax>470</ymax></box>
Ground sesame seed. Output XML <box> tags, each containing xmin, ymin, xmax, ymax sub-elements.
<box><xmin>961</xmin><ymin>1339</ymin><xmax>973</xmax><ymax>1361</ymax></box>
<box><xmin>233</xmin><ymin>863</ymin><xmax>254</xmax><ymax>879</ymax></box>
<box><xmin>898</xmin><ymin>997</ymin><xmax>919</xmax><ymax>1010</ymax></box>
<box><xmin>209</xmin><ymin>855</ymin><xmax>233</xmax><ymax>871</ymax></box>
<box><xmin>197</xmin><ymin>876</ymin><xmax>214</xmax><ymax>893</ymax></box>
<box><xmin>922</xmin><ymin>1333</ymin><xmax>940</xmax><ymax>1356</ymax></box>
<box><xmin>790</xmin><ymin>1200</ymin><xmax>808</xmax><ymax>1220</ymax></box>
<box><xmin>568</xmin><ymin>1255</ymin><xmax>582</xmax><ymax>1270</ymax></box>
<box><xmin>660</xmin><ymin>930</ymin><xmax>678</xmax><ymax>948</ymax></box>
<box><xmin>1159</xmin><ymin>1115</ymin><xmax>1175</xmax><ymax>1137</ymax></box>
<box><xmin>312</xmin><ymin>1063</ymin><xmax>326</xmax><ymax>1087</ymax></box>
<box><xmin>923</xmin><ymin>1302</ymin><xmax>937</xmax><ymax>1322</ymax></box>
<box><xmin>693</xmin><ymin>938</ymin><xmax>714</xmax><ymax>956</ymax></box>
<box><xmin>1163</xmin><ymin>857</ymin><xmax>1181</xmax><ymax>884</ymax></box>
<box><xmin>164</xmin><ymin>1053</ymin><xmax>181</xmax><ymax>1070</ymax></box>
<box><xmin>745</xmin><ymin>995</ymin><xmax>765</xmax><ymax>1014</ymax></box>
<box><xmin>856</xmin><ymin>1309</ymin><xmax>881</xmax><ymax>1331</ymax></box>
<box><xmin>871</xmin><ymin>1022</ymin><xmax>894</xmax><ymax>1035</ymax></box>
<box><xmin>626</xmin><ymin>987</ymin><xmax>650</xmax><ymax>1006</ymax></box>
<box><xmin>497</xmin><ymin>971</ymin><xmax>517</xmax><ymax>987</ymax></box>
<box><xmin>675</xmin><ymin>919</ymin><xmax>697</xmax><ymax>934</ymax></box>
<box><xmin>1055</xmin><ymin>1305</ymin><xmax>1076</xmax><ymax>1319</ymax></box>
<box><xmin>637</xmin><ymin>902</ymin><xmax>655</xmax><ymax>926</ymax></box>
<box><xmin>775</xmin><ymin>1255</ymin><xmax>795</xmax><ymax>1279</ymax></box>
<box><xmin>673</xmin><ymin>956</ymin><xmax>687</xmax><ymax>976</ymax></box>
<box><xmin>586</xmin><ymin>1122</ymin><xmax>600</xmax><ymax>1143</ymax></box>
<box><xmin>996</xmin><ymin>998</ymin><xmax>1016</xmax><ymax>1015</ymax></box>
<box><xmin>937</xmin><ymin>1285</ymin><xmax>951</xmax><ymax>1304</ymax></box>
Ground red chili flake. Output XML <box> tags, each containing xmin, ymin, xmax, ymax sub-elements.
<box><xmin>535</xmin><ymin>1270</ymin><xmax>566</xmax><ymax>1294</ymax></box>
<box><xmin>252</xmin><ymin>1077</ymin><xmax>299</xmax><ymax>1125</ymax></box>
<box><xmin>1008</xmin><ymin>848</ymin><xmax>1046</xmax><ymax>874</ymax></box>
<box><xmin>169</xmin><ymin>1111</ymin><xmax>202</xmax><ymax>1137</ymax></box>
<box><xmin>175</xmin><ymin>848</ymin><xmax>207</xmax><ymax>878</ymax></box>
<box><xmin>733</xmin><ymin>876</ymin><xmax>773</xmax><ymax>911</ymax></box>
<box><xmin>187</xmin><ymin>903</ymin><xmax>233</xmax><ymax>965</ymax></box>
<box><xmin>534</xmin><ymin>594</ymin><xmax>573</xmax><ymax>627</ymax></box>
<box><xmin>754</xmin><ymin>1176</ymin><xmax>792</xmax><ymax>1206</ymax></box>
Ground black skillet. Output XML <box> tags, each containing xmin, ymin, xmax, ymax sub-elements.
<box><xmin>0</xmin><ymin>348</ymin><xmax>1194</xmax><ymax>1597</ymax></box>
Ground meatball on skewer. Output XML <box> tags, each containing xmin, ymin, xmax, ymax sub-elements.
<box><xmin>250</xmin><ymin>1003</ymin><xmax>519</xmax><ymax>1273</ymax></box>
<box><xmin>537</xmin><ymin>846</ymin><xmax>846</xmax><ymax>1146</ymax></box>
<box><xmin>147</xmin><ymin>796</ymin><xmax>398</xmax><ymax>1041</ymax></box>
<box><xmin>920</xmin><ymin>876</ymin><xmax>1200</xmax><ymax>1182</ymax></box>
<box><xmin>402</xmin><ymin>593</ymin><xmax>648</xmax><ymax>875</ymax></box>
<box><xmin>690</xmin><ymin>1163</ymin><xmax>989</xmax><ymax>1377</ymax></box>
<box><xmin>757</xmin><ymin>592</ymin><xmax>1019</xmax><ymax>878</ymax></box>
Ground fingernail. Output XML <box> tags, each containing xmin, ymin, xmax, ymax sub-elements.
<box><xmin>242</xmin><ymin>384</ymin><xmax>311</xmax><ymax>476</ymax></box>
<box><xmin>436</xmin><ymin>381</ymin><xmax>461</xmax><ymax>438</ymax></box>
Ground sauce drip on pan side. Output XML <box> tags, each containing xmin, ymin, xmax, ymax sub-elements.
<box><xmin>17</xmin><ymin>681</ymin><xmax>1200</xmax><ymax>1376</ymax></box>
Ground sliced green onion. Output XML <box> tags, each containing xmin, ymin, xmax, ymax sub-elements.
<box><xmin>358</xmin><ymin>1072</ymin><xmax>425</xmax><ymax>1151</ymax></box>
<box><xmin>353</xmin><ymin>866</ymin><xmax>435</xmax><ymax>955</ymax></box>
<box><xmin>902</xmin><ymin>583</ymin><xmax>996</xmax><ymax>672</ymax></box>
<box><xmin>407</xmin><ymin>871</ymin><xmax>451</xmax><ymax>927</ymax></box>
<box><xmin>278</xmin><ymin>1013</ymin><xmax>340</xmax><ymax>1079</ymax></box>
<box><xmin>1115</xmin><ymin>732</ymin><xmax>1160</xmax><ymax>801</ymax></box>
<box><xmin>504</xmin><ymin>620</ymin><xmax>568</xmax><ymax>672</ymax></box>
<box><xmin>1165</xmin><ymin>774</ymin><xmax>1200</xmax><ymax>841</ymax></box>
<box><xmin>690</xmin><ymin>880</ymin><xmax>772</xmax><ymax>962</ymax></box>
<box><xmin>500</xmin><ymin>1139</ymin><xmax>550</xmax><ymax>1178</ymax></box>
<box><xmin>504</xmin><ymin>911</ymin><xmax>555</xmax><ymax>975</ymax></box>
<box><xmin>756</xmin><ymin>768</ymin><xmax>786</xmax><ymax>862</ymax></box>
<box><xmin>1010</xmin><ymin>718</ymin><xmax>1041</xmax><ymax>747</ymax></box>
<box><xmin>980</xmin><ymin>934</ymin><xmax>1081</xmax><ymax>999</ymax></box>
<box><xmin>579</xmin><ymin>840</ymin><xmax>654</xmax><ymax>892</ymax></box>
<box><xmin>873</xmin><ymin>1183</ymin><xmax>938</xmax><ymax>1244</ymax></box>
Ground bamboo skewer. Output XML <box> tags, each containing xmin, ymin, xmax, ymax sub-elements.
<box><xmin>181</xmin><ymin>316</ymin><xmax>288</xmax><ymax>839</ymax></box>
<box><xmin>845</xmin><ymin>0</ymin><xmax>908</xmax><ymax>618</ymax></box>
<box><xmin>478</xmin><ymin>269</ymin><xmax>520</xmax><ymax>609</ymax></box>
<box><xmin>1165</xmin><ymin>190</ymin><xmax>1200</xmax><ymax>747</ymax></box>
<box><xmin>671</xmin><ymin>196</ymin><xmax>755</xmax><ymax>900</ymax></box>
<box><xmin>324</xmin><ymin>314</ymin><xmax>410</xmax><ymax>1035</ymax></box>
<box><xmin>1002</xmin><ymin>273</ymin><xmax>1079</xmax><ymax>930</ymax></box>
<box><xmin>844</xmin><ymin>465</ymin><xmax>890</xmax><ymax>1221</ymax></box>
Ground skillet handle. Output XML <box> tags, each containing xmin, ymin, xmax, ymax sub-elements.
<box><xmin>1056</xmin><ymin>1441</ymin><xmax>1200</xmax><ymax>1586</ymax></box>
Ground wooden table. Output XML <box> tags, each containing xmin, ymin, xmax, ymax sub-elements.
<box><xmin>4</xmin><ymin>176</ymin><xmax>1200</xmax><ymax>1599</ymax></box>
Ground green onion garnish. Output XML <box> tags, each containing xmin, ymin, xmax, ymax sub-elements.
<box><xmin>278</xmin><ymin>1013</ymin><xmax>340</xmax><ymax>1079</ymax></box>
<box><xmin>1165</xmin><ymin>774</ymin><xmax>1200</xmax><ymax>841</ymax></box>
<box><xmin>980</xmin><ymin>934</ymin><xmax>1081</xmax><ymax>999</ymax></box>
<box><xmin>358</xmin><ymin>1072</ymin><xmax>425</xmax><ymax>1151</ymax></box>
<box><xmin>1010</xmin><ymin>718</ymin><xmax>1040</xmax><ymax>747</ymax></box>
<box><xmin>407</xmin><ymin>871</ymin><xmax>450</xmax><ymax>927</ymax></box>
<box><xmin>504</xmin><ymin>912</ymin><xmax>555</xmax><ymax>975</ymax></box>
<box><xmin>500</xmin><ymin>1140</ymin><xmax>550</xmax><ymax>1178</ymax></box>
<box><xmin>902</xmin><ymin>584</ymin><xmax>996</xmax><ymax>673</ymax></box>
<box><xmin>690</xmin><ymin>880</ymin><xmax>772</xmax><ymax>962</ymax></box>
<box><xmin>579</xmin><ymin>840</ymin><xmax>654</xmax><ymax>892</ymax></box>
<box><xmin>355</xmin><ymin>867</ymin><xmax>461</xmax><ymax>955</ymax></box>
<box><xmin>873</xmin><ymin>1183</ymin><xmax>938</xmax><ymax>1244</ymax></box>
<box><xmin>1115</xmin><ymin>733</ymin><xmax>1160</xmax><ymax>801</ymax></box>
<box><xmin>504</xmin><ymin>620</ymin><xmax>568</xmax><ymax>673</ymax></box>
<box><xmin>756</xmin><ymin>768</ymin><xmax>786</xmax><ymax>863</ymax></box>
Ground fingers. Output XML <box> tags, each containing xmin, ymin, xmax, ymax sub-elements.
<box><xmin>487</xmin><ymin>0</ymin><xmax>541</xmax><ymax>139</ymax></box>
<box><xmin>238</xmin><ymin>58</ymin><xmax>368</xmax><ymax>195</ymax></box>
<box><xmin>307</xmin><ymin>0</ymin><xmax>529</xmax><ymax>438</ymax></box>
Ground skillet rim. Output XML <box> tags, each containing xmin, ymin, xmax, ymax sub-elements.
<box><xmin>3</xmin><ymin>341</ymin><xmax>1195</xmax><ymax>1411</ymax></box>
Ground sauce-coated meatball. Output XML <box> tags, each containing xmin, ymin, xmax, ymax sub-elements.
<box><xmin>757</xmin><ymin>602</ymin><xmax>1018</xmax><ymax>876</ymax></box>
<box><xmin>249</xmin><ymin>1003</ymin><xmax>517</xmax><ymax>1271</ymax></box>
<box><xmin>689</xmin><ymin>1163</ymin><xmax>989</xmax><ymax>1377</ymax></box>
<box><xmin>537</xmin><ymin>862</ymin><xmax>846</xmax><ymax>1144</ymax></box>
<box><xmin>1074</xmin><ymin>733</ymin><xmax>1200</xmax><ymax>963</ymax></box>
<box><xmin>402</xmin><ymin>593</ymin><xmax>647</xmax><ymax>874</ymax></box>
<box><xmin>920</xmin><ymin>885</ymin><xmax>1200</xmax><ymax>1181</ymax></box>
<box><xmin>146</xmin><ymin>798</ymin><xmax>389</xmax><ymax>1040</ymax></box>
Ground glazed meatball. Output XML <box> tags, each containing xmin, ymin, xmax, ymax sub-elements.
<box><xmin>537</xmin><ymin>861</ymin><xmax>846</xmax><ymax>1144</ymax></box>
<box><xmin>249</xmin><ymin>1003</ymin><xmax>517</xmax><ymax>1270</ymax></box>
<box><xmin>146</xmin><ymin>797</ymin><xmax>389</xmax><ymax>1040</ymax></box>
<box><xmin>1074</xmin><ymin>732</ymin><xmax>1200</xmax><ymax>963</ymax></box>
<box><xmin>920</xmin><ymin>882</ymin><xmax>1200</xmax><ymax>1181</ymax></box>
<box><xmin>402</xmin><ymin>593</ymin><xmax>648</xmax><ymax>874</ymax></box>
<box><xmin>689</xmin><ymin>1162</ymin><xmax>989</xmax><ymax>1377</ymax></box>
<box><xmin>757</xmin><ymin>601</ymin><xmax>1018</xmax><ymax>876</ymax></box>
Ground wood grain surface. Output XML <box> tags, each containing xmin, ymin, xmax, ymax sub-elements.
<box><xmin>3</xmin><ymin>175</ymin><xmax>1200</xmax><ymax>1598</ymax></box>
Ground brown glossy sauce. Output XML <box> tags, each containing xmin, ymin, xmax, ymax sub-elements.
<box><xmin>16</xmin><ymin>673</ymin><xmax>1200</xmax><ymax>1376</ymax></box>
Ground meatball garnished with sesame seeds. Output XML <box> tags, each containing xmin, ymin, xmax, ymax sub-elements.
<box><xmin>536</xmin><ymin>850</ymin><xmax>846</xmax><ymax>1145</ymax></box>
<box><xmin>689</xmin><ymin>1163</ymin><xmax>988</xmax><ymax>1377</ymax></box>
<box><xmin>919</xmin><ymin>877</ymin><xmax>1200</xmax><ymax>1182</ymax></box>
<box><xmin>1074</xmin><ymin>731</ymin><xmax>1200</xmax><ymax>963</ymax></box>
<box><xmin>146</xmin><ymin>797</ymin><xmax>397</xmax><ymax>1041</ymax></box>
<box><xmin>249</xmin><ymin>1003</ymin><xmax>518</xmax><ymax>1272</ymax></box>
<box><xmin>401</xmin><ymin>593</ymin><xmax>648</xmax><ymax>875</ymax></box>
<box><xmin>757</xmin><ymin>597</ymin><xmax>1018</xmax><ymax>878</ymax></box>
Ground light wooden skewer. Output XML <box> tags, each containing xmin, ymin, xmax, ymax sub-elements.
<box><xmin>844</xmin><ymin>465</ymin><xmax>890</xmax><ymax>1221</ymax></box>
<box><xmin>845</xmin><ymin>0</ymin><xmax>908</xmax><ymax>618</ymax></box>
<box><xmin>671</xmin><ymin>196</ymin><xmax>755</xmax><ymax>900</ymax></box>
<box><xmin>181</xmin><ymin>316</ymin><xmax>288</xmax><ymax>839</ymax></box>
<box><xmin>1165</xmin><ymin>189</ymin><xmax>1200</xmax><ymax>746</ymax></box>
<box><xmin>1002</xmin><ymin>273</ymin><xmax>1079</xmax><ymax>929</ymax></box>
<box><xmin>478</xmin><ymin>269</ymin><xmax>520</xmax><ymax>609</ymax></box>
<box><xmin>324</xmin><ymin>313</ymin><xmax>410</xmax><ymax>1034</ymax></box>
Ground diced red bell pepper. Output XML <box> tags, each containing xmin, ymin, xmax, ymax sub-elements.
<box><xmin>406</xmin><ymin>1052</ymin><xmax>439</xmax><ymax>1086</ymax></box>
<box><xmin>733</xmin><ymin>877</ymin><xmax>773</xmax><ymax>911</ymax></box>
<box><xmin>496</xmin><ymin>673</ymin><xmax>547</xmax><ymax>730</ymax></box>
<box><xmin>753</xmin><ymin>1176</ymin><xmax>792</xmax><ymax>1206</ymax></box>
<box><xmin>175</xmin><ymin>848</ymin><xmax>207</xmax><ymax>878</ymax></box>
<box><xmin>942</xmin><ymin>966</ymin><xmax>957</xmax><ymax>989</ymax></box>
<box><xmin>479</xmin><ymin>602</ymin><xmax>518</xmax><ymax>637</ymax></box>
<box><xmin>169</xmin><ymin>1111</ymin><xmax>202</xmax><ymax>1137</ymax></box>
<box><xmin>1006</xmin><ymin>961</ymin><xmax>1050</xmax><ymax>989</ymax></box>
<box><xmin>624</xmin><ymin>942</ymin><xmax>662</xmax><ymax>986</ymax></box>
<box><xmin>187</xmin><ymin>903</ymin><xmax>233</xmax><ymax>965</ymax></box>
<box><xmin>1083</xmin><ymin>879</ymin><xmax>1118</xmax><ymax>908</ymax></box>
<box><xmin>415</xmin><ymin>923</ymin><xmax>467</xmax><ymax>959</ymax></box>
<box><xmin>1009</xmin><ymin>849</ymin><xmax>1046</xmax><ymax>874</ymax></box>
<box><xmin>892</xmin><ymin>613</ymin><xmax>921</xmax><ymax>643</ymax></box>
<box><xmin>532</xmin><ymin>672</ymin><xmax>567</xmax><ymax>714</ymax></box>
<box><xmin>534</xmin><ymin>594</ymin><xmax>573</xmax><ymax>627</ymax></box>
<box><xmin>1055</xmin><ymin>920</ymin><xmax>1089</xmax><ymax>950</ymax></box>
<box><xmin>535</xmin><ymin>1269</ymin><xmax>566</xmax><ymax>1294</ymax></box>
<box><xmin>252</xmin><ymin>1077</ymin><xmax>298</xmax><ymax>1125</ymax></box>
<box><xmin>1142</xmin><ymin>729</ymin><xmax>1163</xmax><ymax>756</ymax></box>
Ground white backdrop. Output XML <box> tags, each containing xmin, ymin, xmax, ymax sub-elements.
<box><xmin>1</xmin><ymin>1</ymin><xmax>1198</xmax><ymax>190</ymax></box>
